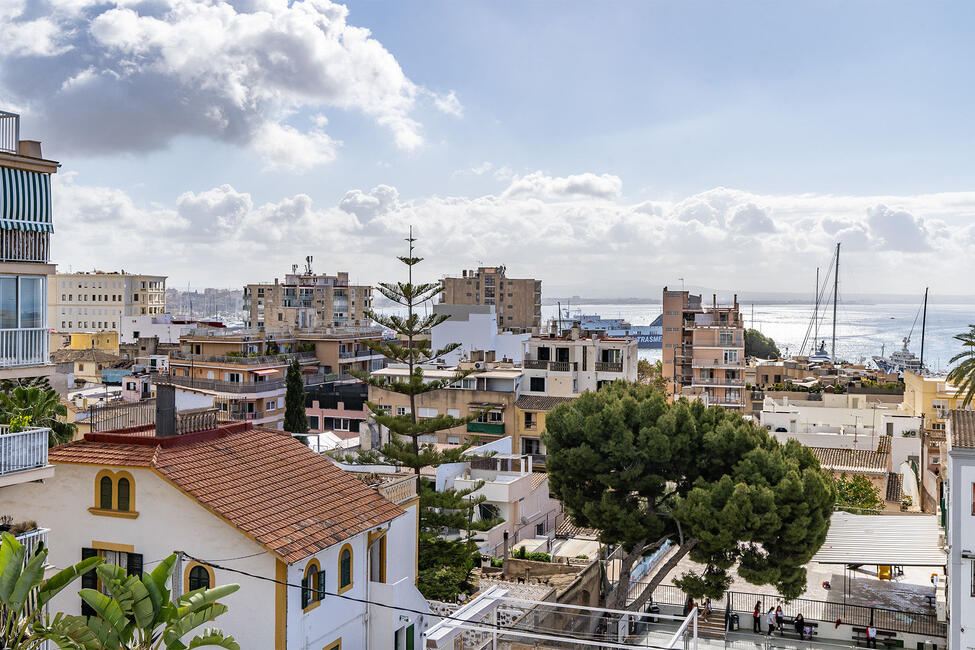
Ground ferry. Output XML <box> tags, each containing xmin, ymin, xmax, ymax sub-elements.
<box><xmin>560</xmin><ymin>312</ymin><xmax>662</xmax><ymax>348</ymax></box>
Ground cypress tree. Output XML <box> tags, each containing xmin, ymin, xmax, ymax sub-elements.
<box><xmin>284</xmin><ymin>357</ymin><xmax>308</xmax><ymax>437</ymax></box>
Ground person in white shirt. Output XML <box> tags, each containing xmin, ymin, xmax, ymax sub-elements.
<box><xmin>866</xmin><ymin>625</ymin><xmax>878</xmax><ymax>648</ymax></box>
<box><xmin>766</xmin><ymin>607</ymin><xmax>777</xmax><ymax>636</ymax></box>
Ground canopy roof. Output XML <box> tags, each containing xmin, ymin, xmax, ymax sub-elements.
<box><xmin>811</xmin><ymin>512</ymin><xmax>945</xmax><ymax>566</ymax></box>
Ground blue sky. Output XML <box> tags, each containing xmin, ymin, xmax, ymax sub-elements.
<box><xmin>3</xmin><ymin>0</ymin><xmax>975</xmax><ymax>294</ymax></box>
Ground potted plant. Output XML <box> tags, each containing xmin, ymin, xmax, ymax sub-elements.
<box><xmin>0</xmin><ymin>515</ymin><xmax>12</xmax><ymax>532</ymax></box>
<box><xmin>9</xmin><ymin>519</ymin><xmax>37</xmax><ymax>536</ymax></box>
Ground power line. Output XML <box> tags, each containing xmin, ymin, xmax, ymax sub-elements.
<box><xmin>182</xmin><ymin>553</ymin><xmax>674</xmax><ymax>649</ymax></box>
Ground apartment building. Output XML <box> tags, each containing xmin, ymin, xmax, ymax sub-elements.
<box><xmin>440</xmin><ymin>265</ymin><xmax>542</xmax><ymax>333</ymax></box>
<box><xmin>947</xmin><ymin>410</ymin><xmax>975</xmax><ymax>650</ymax></box>
<box><xmin>243</xmin><ymin>266</ymin><xmax>372</xmax><ymax>329</ymax></box>
<box><xmin>661</xmin><ymin>288</ymin><xmax>745</xmax><ymax>409</ymax></box>
<box><xmin>511</xmin><ymin>394</ymin><xmax>576</xmax><ymax>470</ymax></box>
<box><xmin>520</xmin><ymin>324</ymin><xmax>638</xmax><ymax>397</ymax></box>
<box><xmin>49</xmin><ymin>271</ymin><xmax>167</xmax><ymax>332</ymax></box>
<box><xmin>0</xmin><ymin>396</ymin><xmax>429</xmax><ymax>650</ymax></box>
<box><xmin>0</xmin><ymin>109</ymin><xmax>58</xmax><ymax>579</ymax></box>
<box><xmin>368</xmin><ymin>361</ymin><xmax>522</xmax><ymax>446</ymax></box>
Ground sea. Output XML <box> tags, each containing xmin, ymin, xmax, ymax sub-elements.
<box><xmin>542</xmin><ymin>303</ymin><xmax>975</xmax><ymax>374</ymax></box>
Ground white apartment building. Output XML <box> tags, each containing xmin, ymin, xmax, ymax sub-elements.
<box><xmin>521</xmin><ymin>324</ymin><xmax>638</xmax><ymax>397</ymax></box>
<box><xmin>49</xmin><ymin>270</ymin><xmax>167</xmax><ymax>332</ymax></box>
<box><xmin>947</xmin><ymin>409</ymin><xmax>975</xmax><ymax>650</ymax></box>
<box><xmin>120</xmin><ymin>313</ymin><xmax>195</xmax><ymax>345</ymax></box>
<box><xmin>430</xmin><ymin>304</ymin><xmax>529</xmax><ymax>365</ymax></box>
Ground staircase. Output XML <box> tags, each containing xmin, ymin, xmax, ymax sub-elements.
<box><xmin>695</xmin><ymin>615</ymin><xmax>727</xmax><ymax>640</ymax></box>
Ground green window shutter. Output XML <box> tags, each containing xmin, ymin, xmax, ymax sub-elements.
<box><xmin>99</xmin><ymin>476</ymin><xmax>113</xmax><ymax>509</ymax></box>
<box><xmin>126</xmin><ymin>553</ymin><xmax>143</xmax><ymax>577</ymax></box>
<box><xmin>81</xmin><ymin>548</ymin><xmax>98</xmax><ymax>616</ymax></box>
<box><xmin>317</xmin><ymin>570</ymin><xmax>326</xmax><ymax>601</ymax></box>
<box><xmin>340</xmin><ymin>549</ymin><xmax>351</xmax><ymax>588</ymax></box>
<box><xmin>117</xmin><ymin>478</ymin><xmax>131</xmax><ymax>511</ymax></box>
<box><xmin>406</xmin><ymin>624</ymin><xmax>415</xmax><ymax>650</ymax></box>
<box><xmin>300</xmin><ymin>576</ymin><xmax>310</xmax><ymax>609</ymax></box>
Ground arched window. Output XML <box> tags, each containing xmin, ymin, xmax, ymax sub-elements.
<box><xmin>183</xmin><ymin>562</ymin><xmax>215</xmax><ymax>594</ymax></box>
<box><xmin>188</xmin><ymin>565</ymin><xmax>211</xmax><ymax>590</ymax></box>
<box><xmin>302</xmin><ymin>559</ymin><xmax>323</xmax><ymax>611</ymax></box>
<box><xmin>338</xmin><ymin>544</ymin><xmax>353</xmax><ymax>594</ymax></box>
<box><xmin>99</xmin><ymin>475</ymin><xmax>113</xmax><ymax>509</ymax></box>
<box><xmin>116</xmin><ymin>478</ymin><xmax>131</xmax><ymax>511</ymax></box>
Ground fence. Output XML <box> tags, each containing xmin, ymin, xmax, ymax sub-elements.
<box><xmin>89</xmin><ymin>399</ymin><xmax>156</xmax><ymax>432</ymax></box>
<box><xmin>0</xmin><ymin>229</ymin><xmax>49</xmax><ymax>263</ymax></box>
<box><xmin>0</xmin><ymin>111</ymin><xmax>18</xmax><ymax>153</ymax></box>
<box><xmin>0</xmin><ymin>327</ymin><xmax>48</xmax><ymax>367</ymax></box>
<box><xmin>632</xmin><ymin>584</ymin><xmax>946</xmax><ymax>638</ymax></box>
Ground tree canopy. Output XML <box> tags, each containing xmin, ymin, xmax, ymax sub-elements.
<box><xmin>284</xmin><ymin>357</ymin><xmax>309</xmax><ymax>437</ymax></box>
<box><xmin>744</xmin><ymin>329</ymin><xmax>781</xmax><ymax>360</ymax></box>
<box><xmin>543</xmin><ymin>381</ymin><xmax>835</xmax><ymax>607</ymax></box>
<box><xmin>833</xmin><ymin>473</ymin><xmax>882</xmax><ymax>514</ymax></box>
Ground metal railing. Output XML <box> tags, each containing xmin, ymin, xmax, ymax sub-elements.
<box><xmin>170</xmin><ymin>350</ymin><xmax>316</xmax><ymax>365</ymax></box>
<box><xmin>691</xmin><ymin>359</ymin><xmax>744</xmax><ymax>368</ymax></box>
<box><xmin>0</xmin><ymin>327</ymin><xmax>49</xmax><ymax>367</ymax></box>
<box><xmin>13</xmin><ymin>527</ymin><xmax>50</xmax><ymax>558</ymax></box>
<box><xmin>595</xmin><ymin>361</ymin><xmax>623</xmax><ymax>372</ymax></box>
<box><xmin>691</xmin><ymin>377</ymin><xmax>745</xmax><ymax>386</ymax></box>
<box><xmin>222</xmin><ymin>408</ymin><xmax>268</xmax><ymax>422</ymax></box>
<box><xmin>155</xmin><ymin>374</ymin><xmax>286</xmax><ymax>393</ymax></box>
<box><xmin>0</xmin><ymin>427</ymin><xmax>49</xmax><ymax>476</ymax></box>
<box><xmin>524</xmin><ymin>359</ymin><xmax>577</xmax><ymax>372</ymax></box>
<box><xmin>0</xmin><ymin>230</ymin><xmax>49</xmax><ymax>263</ymax></box>
<box><xmin>0</xmin><ymin>111</ymin><xmax>18</xmax><ymax>154</ymax></box>
<box><xmin>90</xmin><ymin>400</ymin><xmax>156</xmax><ymax>432</ymax></box>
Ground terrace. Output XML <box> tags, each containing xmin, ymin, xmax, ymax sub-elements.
<box><xmin>0</xmin><ymin>426</ymin><xmax>53</xmax><ymax>486</ymax></box>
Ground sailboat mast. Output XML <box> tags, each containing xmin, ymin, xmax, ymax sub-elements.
<box><xmin>814</xmin><ymin>266</ymin><xmax>820</xmax><ymax>349</ymax></box>
<box><xmin>832</xmin><ymin>243</ymin><xmax>840</xmax><ymax>362</ymax></box>
<box><xmin>920</xmin><ymin>287</ymin><xmax>928</xmax><ymax>371</ymax></box>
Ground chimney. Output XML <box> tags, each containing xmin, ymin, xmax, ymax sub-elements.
<box><xmin>156</xmin><ymin>383</ymin><xmax>177</xmax><ymax>437</ymax></box>
<box><xmin>18</xmin><ymin>140</ymin><xmax>42</xmax><ymax>158</ymax></box>
<box><xmin>712</xmin><ymin>294</ymin><xmax>717</xmax><ymax>310</ymax></box>
<box><xmin>733</xmin><ymin>294</ymin><xmax>738</xmax><ymax>310</ymax></box>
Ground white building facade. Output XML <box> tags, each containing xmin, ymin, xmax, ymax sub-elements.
<box><xmin>430</xmin><ymin>304</ymin><xmax>529</xmax><ymax>365</ymax></box>
<box><xmin>947</xmin><ymin>410</ymin><xmax>975</xmax><ymax>650</ymax></box>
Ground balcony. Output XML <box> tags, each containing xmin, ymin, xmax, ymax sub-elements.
<box><xmin>377</xmin><ymin>475</ymin><xmax>418</xmax><ymax>505</ymax></box>
<box><xmin>155</xmin><ymin>374</ymin><xmax>286</xmax><ymax>393</ymax></box>
<box><xmin>0</xmin><ymin>229</ymin><xmax>49</xmax><ymax>263</ymax></box>
<box><xmin>0</xmin><ymin>110</ymin><xmax>17</xmax><ymax>153</ymax></box>
<box><xmin>691</xmin><ymin>358</ymin><xmax>744</xmax><ymax>369</ymax></box>
<box><xmin>595</xmin><ymin>361</ymin><xmax>623</xmax><ymax>373</ymax></box>
<box><xmin>170</xmin><ymin>350</ymin><xmax>316</xmax><ymax>365</ymax></box>
<box><xmin>222</xmin><ymin>408</ymin><xmax>268</xmax><ymax>422</ymax></box>
<box><xmin>467</xmin><ymin>422</ymin><xmax>505</xmax><ymax>435</ymax></box>
<box><xmin>0</xmin><ymin>426</ymin><xmax>52</xmax><ymax>486</ymax></box>
<box><xmin>0</xmin><ymin>328</ymin><xmax>48</xmax><ymax>367</ymax></box>
<box><xmin>524</xmin><ymin>360</ymin><xmax>576</xmax><ymax>372</ymax></box>
<box><xmin>13</xmin><ymin>527</ymin><xmax>50</xmax><ymax>558</ymax></box>
<box><xmin>692</xmin><ymin>377</ymin><xmax>745</xmax><ymax>387</ymax></box>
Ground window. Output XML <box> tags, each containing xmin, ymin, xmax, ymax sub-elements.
<box><xmin>91</xmin><ymin>470</ymin><xmax>137</xmax><ymax>517</ymax></box>
<box><xmin>723</xmin><ymin>349</ymin><xmax>739</xmax><ymax>364</ymax></box>
<box><xmin>324</xmin><ymin>641</ymin><xmax>341</xmax><ymax>650</ymax></box>
<box><xmin>334</xmin><ymin>418</ymin><xmax>351</xmax><ymax>431</ymax></box>
<box><xmin>0</xmin><ymin>275</ymin><xmax>44</xmax><ymax>329</ymax></box>
<box><xmin>81</xmin><ymin>546</ymin><xmax>143</xmax><ymax>615</ymax></box>
<box><xmin>395</xmin><ymin>406</ymin><xmax>410</xmax><ymax>416</ymax></box>
<box><xmin>524</xmin><ymin>412</ymin><xmax>537</xmax><ymax>430</ymax></box>
<box><xmin>529</xmin><ymin>377</ymin><xmax>545</xmax><ymax>392</ymax></box>
<box><xmin>522</xmin><ymin>437</ymin><xmax>541</xmax><ymax>455</ymax></box>
<box><xmin>417</xmin><ymin>407</ymin><xmax>438</xmax><ymax>418</ymax></box>
<box><xmin>449</xmin><ymin>378</ymin><xmax>476</xmax><ymax>390</ymax></box>
<box><xmin>338</xmin><ymin>544</ymin><xmax>353</xmax><ymax>594</ymax></box>
<box><xmin>186</xmin><ymin>563</ymin><xmax>214</xmax><ymax>592</ymax></box>
<box><xmin>447</xmin><ymin>409</ymin><xmax>460</xmax><ymax>418</ymax></box>
<box><xmin>301</xmin><ymin>559</ymin><xmax>325</xmax><ymax>611</ymax></box>
<box><xmin>308</xmin><ymin>415</ymin><xmax>320</xmax><ymax>430</ymax></box>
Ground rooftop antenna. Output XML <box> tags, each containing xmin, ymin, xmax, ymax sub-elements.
<box><xmin>679</xmin><ymin>277</ymin><xmax>685</xmax><ymax>291</ymax></box>
<box><xmin>305</xmin><ymin>255</ymin><xmax>313</xmax><ymax>274</ymax></box>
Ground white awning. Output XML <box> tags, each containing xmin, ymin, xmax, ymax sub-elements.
<box><xmin>811</xmin><ymin>512</ymin><xmax>946</xmax><ymax>566</ymax></box>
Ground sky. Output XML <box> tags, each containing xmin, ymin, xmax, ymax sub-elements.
<box><xmin>2</xmin><ymin>0</ymin><xmax>975</xmax><ymax>298</ymax></box>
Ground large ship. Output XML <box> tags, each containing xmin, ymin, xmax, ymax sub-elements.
<box><xmin>872</xmin><ymin>337</ymin><xmax>924</xmax><ymax>376</ymax></box>
<box><xmin>561</xmin><ymin>312</ymin><xmax>662</xmax><ymax>348</ymax></box>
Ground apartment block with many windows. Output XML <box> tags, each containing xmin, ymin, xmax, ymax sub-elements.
<box><xmin>661</xmin><ymin>288</ymin><xmax>745</xmax><ymax>409</ymax></box>
<box><xmin>49</xmin><ymin>271</ymin><xmax>166</xmax><ymax>332</ymax></box>
<box><xmin>243</xmin><ymin>268</ymin><xmax>372</xmax><ymax>329</ymax></box>
<box><xmin>520</xmin><ymin>324</ymin><xmax>638</xmax><ymax>398</ymax></box>
<box><xmin>440</xmin><ymin>265</ymin><xmax>542</xmax><ymax>333</ymax></box>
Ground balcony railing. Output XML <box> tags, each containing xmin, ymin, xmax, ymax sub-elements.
<box><xmin>0</xmin><ymin>111</ymin><xmax>18</xmax><ymax>154</ymax></box>
<box><xmin>595</xmin><ymin>361</ymin><xmax>623</xmax><ymax>372</ymax></box>
<box><xmin>377</xmin><ymin>475</ymin><xmax>418</xmax><ymax>505</ymax></box>
<box><xmin>524</xmin><ymin>359</ymin><xmax>576</xmax><ymax>372</ymax></box>
<box><xmin>467</xmin><ymin>422</ymin><xmax>505</xmax><ymax>435</ymax></box>
<box><xmin>691</xmin><ymin>358</ymin><xmax>744</xmax><ymax>368</ymax></box>
<box><xmin>0</xmin><ymin>230</ymin><xmax>49</xmax><ymax>263</ymax></box>
<box><xmin>170</xmin><ymin>351</ymin><xmax>316</xmax><ymax>365</ymax></box>
<box><xmin>0</xmin><ymin>327</ymin><xmax>48</xmax><ymax>367</ymax></box>
<box><xmin>12</xmin><ymin>527</ymin><xmax>50</xmax><ymax>558</ymax></box>
<box><xmin>692</xmin><ymin>377</ymin><xmax>745</xmax><ymax>386</ymax></box>
<box><xmin>0</xmin><ymin>427</ymin><xmax>49</xmax><ymax>476</ymax></box>
<box><xmin>222</xmin><ymin>409</ymin><xmax>268</xmax><ymax>422</ymax></box>
<box><xmin>155</xmin><ymin>374</ymin><xmax>287</xmax><ymax>393</ymax></box>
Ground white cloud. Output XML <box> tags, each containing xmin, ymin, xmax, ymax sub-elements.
<box><xmin>502</xmin><ymin>172</ymin><xmax>623</xmax><ymax>200</ymax></box>
<box><xmin>1</xmin><ymin>0</ymin><xmax>458</xmax><ymax>168</ymax></box>
<box><xmin>50</xmin><ymin>172</ymin><xmax>975</xmax><ymax>294</ymax></box>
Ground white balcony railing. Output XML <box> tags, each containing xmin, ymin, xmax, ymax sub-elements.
<box><xmin>13</xmin><ymin>527</ymin><xmax>50</xmax><ymax>558</ymax></box>
<box><xmin>0</xmin><ymin>328</ymin><xmax>49</xmax><ymax>367</ymax></box>
<box><xmin>0</xmin><ymin>111</ymin><xmax>18</xmax><ymax>154</ymax></box>
<box><xmin>0</xmin><ymin>427</ymin><xmax>50</xmax><ymax>476</ymax></box>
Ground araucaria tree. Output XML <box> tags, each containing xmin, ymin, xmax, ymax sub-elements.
<box><xmin>284</xmin><ymin>357</ymin><xmax>308</xmax><ymax>436</ymax></box>
<box><xmin>351</xmin><ymin>230</ymin><xmax>499</xmax><ymax>600</ymax></box>
<box><xmin>543</xmin><ymin>382</ymin><xmax>835</xmax><ymax>609</ymax></box>
<box><xmin>947</xmin><ymin>325</ymin><xmax>975</xmax><ymax>406</ymax></box>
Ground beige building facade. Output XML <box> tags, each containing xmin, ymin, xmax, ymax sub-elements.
<box><xmin>662</xmin><ymin>288</ymin><xmax>745</xmax><ymax>409</ymax></box>
<box><xmin>243</xmin><ymin>268</ymin><xmax>372</xmax><ymax>329</ymax></box>
<box><xmin>440</xmin><ymin>266</ymin><xmax>541</xmax><ymax>333</ymax></box>
<box><xmin>521</xmin><ymin>326</ymin><xmax>638</xmax><ymax>397</ymax></box>
<box><xmin>49</xmin><ymin>271</ymin><xmax>166</xmax><ymax>332</ymax></box>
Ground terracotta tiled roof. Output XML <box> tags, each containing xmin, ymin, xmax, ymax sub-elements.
<box><xmin>810</xmin><ymin>445</ymin><xmax>889</xmax><ymax>475</ymax></box>
<box><xmin>51</xmin><ymin>349</ymin><xmax>126</xmax><ymax>365</ymax></box>
<box><xmin>49</xmin><ymin>426</ymin><xmax>403</xmax><ymax>563</ymax></box>
<box><xmin>951</xmin><ymin>410</ymin><xmax>975</xmax><ymax>449</ymax></box>
<box><xmin>515</xmin><ymin>395</ymin><xmax>576</xmax><ymax>411</ymax></box>
<box><xmin>885</xmin><ymin>472</ymin><xmax>903</xmax><ymax>503</ymax></box>
<box><xmin>530</xmin><ymin>472</ymin><xmax>547</xmax><ymax>492</ymax></box>
<box><xmin>555</xmin><ymin>516</ymin><xmax>600</xmax><ymax>540</ymax></box>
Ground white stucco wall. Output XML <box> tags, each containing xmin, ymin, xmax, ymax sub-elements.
<box><xmin>120</xmin><ymin>315</ymin><xmax>194</xmax><ymax>345</ymax></box>
<box><xmin>431</xmin><ymin>310</ymin><xmax>528</xmax><ymax>364</ymax></box>
<box><xmin>948</xmin><ymin>448</ymin><xmax>975</xmax><ymax>650</ymax></box>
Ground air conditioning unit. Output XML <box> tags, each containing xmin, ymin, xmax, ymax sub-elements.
<box><xmin>474</xmin><ymin>362</ymin><xmax>483</xmax><ymax>369</ymax></box>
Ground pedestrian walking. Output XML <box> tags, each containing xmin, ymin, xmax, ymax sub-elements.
<box><xmin>775</xmin><ymin>605</ymin><xmax>784</xmax><ymax>635</ymax></box>
<box><xmin>765</xmin><ymin>607</ymin><xmax>777</xmax><ymax>636</ymax></box>
<box><xmin>753</xmin><ymin>601</ymin><xmax>762</xmax><ymax>633</ymax></box>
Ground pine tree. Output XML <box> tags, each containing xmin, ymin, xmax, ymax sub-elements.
<box><xmin>349</xmin><ymin>229</ymin><xmax>499</xmax><ymax>600</ymax></box>
<box><xmin>284</xmin><ymin>357</ymin><xmax>308</xmax><ymax>436</ymax></box>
